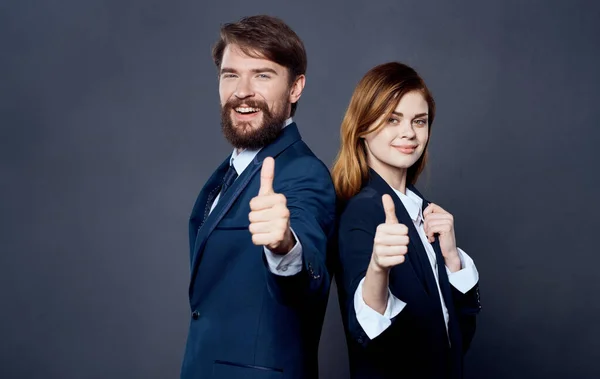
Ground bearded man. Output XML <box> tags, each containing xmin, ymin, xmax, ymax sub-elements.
<box><xmin>180</xmin><ymin>15</ymin><xmax>337</xmax><ymax>379</ymax></box>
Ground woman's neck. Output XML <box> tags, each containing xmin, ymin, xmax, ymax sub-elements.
<box><xmin>368</xmin><ymin>159</ymin><xmax>408</xmax><ymax>194</ymax></box>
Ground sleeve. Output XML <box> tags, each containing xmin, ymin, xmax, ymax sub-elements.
<box><xmin>337</xmin><ymin>196</ymin><xmax>398</xmax><ymax>348</ymax></box>
<box><xmin>261</xmin><ymin>156</ymin><xmax>337</xmax><ymax>307</ymax></box>
<box><xmin>446</xmin><ymin>248</ymin><xmax>479</xmax><ymax>293</ymax></box>
<box><xmin>263</xmin><ymin>228</ymin><xmax>303</xmax><ymax>276</ymax></box>
<box><xmin>448</xmin><ymin>249</ymin><xmax>481</xmax><ymax>353</ymax></box>
<box><xmin>353</xmin><ymin>277</ymin><xmax>406</xmax><ymax>339</ymax></box>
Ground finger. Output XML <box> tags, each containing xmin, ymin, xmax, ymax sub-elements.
<box><xmin>377</xmin><ymin>223</ymin><xmax>409</xmax><ymax>236</ymax></box>
<box><xmin>382</xmin><ymin>195</ymin><xmax>398</xmax><ymax>224</ymax></box>
<box><xmin>423</xmin><ymin>202</ymin><xmax>447</xmax><ymax>216</ymax></box>
<box><xmin>252</xmin><ymin>229</ymin><xmax>287</xmax><ymax>247</ymax></box>
<box><xmin>378</xmin><ymin>255</ymin><xmax>406</xmax><ymax>267</ymax></box>
<box><xmin>423</xmin><ymin>213</ymin><xmax>453</xmax><ymax>222</ymax></box>
<box><xmin>250</xmin><ymin>193</ymin><xmax>286</xmax><ymax>211</ymax></box>
<box><xmin>374</xmin><ymin>234</ymin><xmax>410</xmax><ymax>247</ymax></box>
<box><xmin>423</xmin><ymin>215</ymin><xmax>452</xmax><ymax>234</ymax></box>
<box><xmin>425</xmin><ymin>222</ymin><xmax>452</xmax><ymax>235</ymax></box>
<box><xmin>375</xmin><ymin>245</ymin><xmax>408</xmax><ymax>257</ymax></box>
<box><xmin>249</xmin><ymin>207</ymin><xmax>282</xmax><ymax>223</ymax></box>
<box><xmin>251</xmin><ymin>232</ymin><xmax>275</xmax><ymax>246</ymax></box>
<box><xmin>249</xmin><ymin>209</ymin><xmax>268</xmax><ymax>223</ymax></box>
<box><xmin>248</xmin><ymin>221</ymin><xmax>277</xmax><ymax>235</ymax></box>
<box><xmin>424</xmin><ymin>222</ymin><xmax>452</xmax><ymax>243</ymax></box>
<box><xmin>423</xmin><ymin>223</ymin><xmax>436</xmax><ymax>243</ymax></box>
<box><xmin>259</xmin><ymin>157</ymin><xmax>275</xmax><ymax>196</ymax></box>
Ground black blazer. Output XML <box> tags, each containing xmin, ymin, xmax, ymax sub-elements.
<box><xmin>335</xmin><ymin>169</ymin><xmax>481</xmax><ymax>379</ymax></box>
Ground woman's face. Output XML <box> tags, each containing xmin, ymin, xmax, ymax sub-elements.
<box><xmin>364</xmin><ymin>90</ymin><xmax>430</xmax><ymax>179</ymax></box>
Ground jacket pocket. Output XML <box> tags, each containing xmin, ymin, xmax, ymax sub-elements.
<box><xmin>212</xmin><ymin>360</ymin><xmax>282</xmax><ymax>379</ymax></box>
<box><xmin>214</xmin><ymin>218</ymin><xmax>250</xmax><ymax>230</ymax></box>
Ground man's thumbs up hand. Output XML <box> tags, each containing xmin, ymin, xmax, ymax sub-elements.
<box><xmin>249</xmin><ymin>157</ymin><xmax>295</xmax><ymax>254</ymax></box>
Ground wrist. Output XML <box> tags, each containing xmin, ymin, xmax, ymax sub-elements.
<box><xmin>368</xmin><ymin>255</ymin><xmax>390</xmax><ymax>275</ymax></box>
<box><xmin>444</xmin><ymin>252</ymin><xmax>461</xmax><ymax>272</ymax></box>
<box><xmin>271</xmin><ymin>228</ymin><xmax>296</xmax><ymax>255</ymax></box>
<box><xmin>364</xmin><ymin>257</ymin><xmax>391</xmax><ymax>314</ymax></box>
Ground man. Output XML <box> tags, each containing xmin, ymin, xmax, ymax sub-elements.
<box><xmin>181</xmin><ymin>15</ymin><xmax>337</xmax><ymax>379</ymax></box>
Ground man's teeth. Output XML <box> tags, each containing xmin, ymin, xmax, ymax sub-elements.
<box><xmin>235</xmin><ymin>107</ymin><xmax>260</xmax><ymax>114</ymax></box>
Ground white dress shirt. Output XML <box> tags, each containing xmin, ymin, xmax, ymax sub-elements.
<box><xmin>354</xmin><ymin>188</ymin><xmax>479</xmax><ymax>340</ymax></box>
<box><xmin>208</xmin><ymin>118</ymin><xmax>303</xmax><ymax>277</ymax></box>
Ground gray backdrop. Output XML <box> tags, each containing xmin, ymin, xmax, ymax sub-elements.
<box><xmin>2</xmin><ymin>0</ymin><xmax>599</xmax><ymax>378</ymax></box>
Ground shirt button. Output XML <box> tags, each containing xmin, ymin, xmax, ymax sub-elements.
<box><xmin>281</xmin><ymin>265</ymin><xmax>288</xmax><ymax>272</ymax></box>
<box><xmin>192</xmin><ymin>310</ymin><xmax>200</xmax><ymax>320</ymax></box>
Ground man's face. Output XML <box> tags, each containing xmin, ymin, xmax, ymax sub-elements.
<box><xmin>219</xmin><ymin>44</ymin><xmax>304</xmax><ymax>150</ymax></box>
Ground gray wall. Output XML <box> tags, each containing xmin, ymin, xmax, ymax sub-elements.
<box><xmin>2</xmin><ymin>0</ymin><xmax>599</xmax><ymax>378</ymax></box>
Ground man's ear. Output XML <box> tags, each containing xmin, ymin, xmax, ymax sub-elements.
<box><xmin>289</xmin><ymin>74</ymin><xmax>305</xmax><ymax>104</ymax></box>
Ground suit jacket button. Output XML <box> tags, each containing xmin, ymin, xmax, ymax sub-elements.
<box><xmin>192</xmin><ymin>310</ymin><xmax>200</xmax><ymax>320</ymax></box>
<box><xmin>357</xmin><ymin>338</ymin><xmax>363</xmax><ymax>344</ymax></box>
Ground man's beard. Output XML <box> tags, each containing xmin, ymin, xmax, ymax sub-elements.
<box><xmin>221</xmin><ymin>98</ymin><xmax>289</xmax><ymax>150</ymax></box>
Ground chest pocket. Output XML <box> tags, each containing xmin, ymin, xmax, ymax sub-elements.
<box><xmin>215</xmin><ymin>217</ymin><xmax>250</xmax><ymax>230</ymax></box>
<box><xmin>213</xmin><ymin>197</ymin><xmax>251</xmax><ymax>230</ymax></box>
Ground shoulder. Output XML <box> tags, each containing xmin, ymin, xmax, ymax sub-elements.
<box><xmin>270</xmin><ymin>143</ymin><xmax>335</xmax><ymax>213</ymax></box>
<box><xmin>275</xmin><ymin>141</ymin><xmax>330</xmax><ymax>179</ymax></box>
<box><xmin>339</xmin><ymin>186</ymin><xmax>385</xmax><ymax>229</ymax></box>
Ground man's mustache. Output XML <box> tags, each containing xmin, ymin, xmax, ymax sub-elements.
<box><xmin>224</xmin><ymin>99</ymin><xmax>268</xmax><ymax>112</ymax></box>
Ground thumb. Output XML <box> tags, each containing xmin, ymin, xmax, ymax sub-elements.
<box><xmin>259</xmin><ymin>157</ymin><xmax>275</xmax><ymax>195</ymax></box>
<box><xmin>382</xmin><ymin>194</ymin><xmax>398</xmax><ymax>224</ymax></box>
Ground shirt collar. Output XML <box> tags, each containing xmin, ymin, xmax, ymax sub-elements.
<box><xmin>229</xmin><ymin>117</ymin><xmax>293</xmax><ymax>175</ymax></box>
<box><xmin>392</xmin><ymin>187</ymin><xmax>424</xmax><ymax>224</ymax></box>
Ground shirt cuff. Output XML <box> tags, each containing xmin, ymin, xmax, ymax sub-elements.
<box><xmin>353</xmin><ymin>277</ymin><xmax>406</xmax><ymax>340</ymax></box>
<box><xmin>446</xmin><ymin>247</ymin><xmax>479</xmax><ymax>294</ymax></box>
<box><xmin>264</xmin><ymin>228</ymin><xmax>303</xmax><ymax>277</ymax></box>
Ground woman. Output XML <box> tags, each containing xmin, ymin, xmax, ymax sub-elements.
<box><xmin>332</xmin><ymin>62</ymin><xmax>481</xmax><ymax>379</ymax></box>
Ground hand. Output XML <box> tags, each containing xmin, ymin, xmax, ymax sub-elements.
<box><xmin>423</xmin><ymin>203</ymin><xmax>460</xmax><ymax>271</ymax></box>
<box><xmin>370</xmin><ymin>194</ymin><xmax>410</xmax><ymax>272</ymax></box>
<box><xmin>248</xmin><ymin>157</ymin><xmax>295</xmax><ymax>254</ymax></box>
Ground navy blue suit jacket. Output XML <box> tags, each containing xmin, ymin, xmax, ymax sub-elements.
<box><xmin>335</xmin><ymin>169</ymin><xmax>481</xmax><ymax>379</ymax></box>
<box><xmin>181</xmin><ymin>123</ymin><xmax>337</xmax><ymax>379</ymax></box>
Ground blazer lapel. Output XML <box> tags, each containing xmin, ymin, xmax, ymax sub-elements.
<box><xmin>432</xmin><ymin>235</ymin><xmax>463</xmax><ymax>364</ymax></box>
<box><xmin>189</xmin><ymin>158</ymin><xmax>259</xmax><ymax>275</ymax></box>
<box><xmin>408</xmin><ymin>185</ymin><xmax>457</xmax><ymax>306</ymax></box>
<box><xmin>188</xmin><ymin>157</ymin><xmax>230</xmax><ymax>263</ymax></box>
<box><xmin>411</xmin><ymin>185</ymin><xmax>464</xmax><ymax>356</ymax></box>
<box><xmin>189</xmin><ymin>123</ymin><xmax>303</xmax><ymax>286</ymax></box>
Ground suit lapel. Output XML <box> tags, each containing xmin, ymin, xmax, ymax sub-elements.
<box><xmin>432</xmin><ymin>236</ymin><xmax>463</xmax><ymax>362</ymax></box>
<box><xmin>188</xmin><ymin>157</ymin><xmax>230</xmax><ymax>264</ymax></box>
<box><xmin>411</xmin><ymin>185</ymin><xmax>464</xmax><ymax>357</ymax></box>
<box><xmin>189</xmin><ymin>123</ymin><xmax>303</xmax><ymax>286</ymax></box>
<box><xmin>409</xmin><ymin>185</ymin><xmax>456</xmax><ymax>306</ymax></box>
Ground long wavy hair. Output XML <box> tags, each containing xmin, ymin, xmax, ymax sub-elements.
<box><xmin>331</xmin><ymin>62</ymin><xmax>436</xmax><ymax>201</ymax></box>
